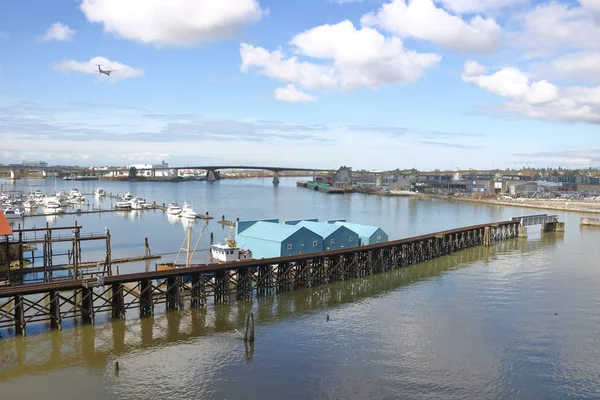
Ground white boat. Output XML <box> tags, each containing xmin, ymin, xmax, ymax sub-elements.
<box><xmin>130</xmin><ymin>197</ymin><xmax>147</xmax><ymax>210</ymax></box>
<box><xmin>114</xmin><ymin>201</ymin><xmax>132</xmax><ymax>210</ymax></box>
<box><xmin>34</xmin><ymin>189</ymin><xmax>44</xmax><ymax>200</ymax></box>
<box><xmin>94</xmin><ymin>188</ymin><xmax>105</xmax><ymax>196</ymax></box>
<box><xmin>122</xmin><ymin>192</ymin><xmax>134</xmax><ymax>201</ymax></box>
<box><xmin>180</xmin><ymin>202</ymin><xmax>198</xmax><ymax>219</ymax></box>
<box><xmin>211</xmin><ymin>226</ymin><xmax>252</xmax><ymax>263</ymax></box>
<box><xmin>23</xmin><ymin>200</ymin><xmax>37</xmax><ymax>209</ymax></box>
<box><xmin>2</xmin><ymin>207</ymin><xmax>23</xmax><ymax>220</ymax></box>
<box><xmin>43</xmin><ymin>200</ymin><xmax>65</xmax><ymax>214</ymax></box>
<box><xmin>167</xmin><ymin>202</ymin><xmax>182</xmax><ymax>215</ymax></box>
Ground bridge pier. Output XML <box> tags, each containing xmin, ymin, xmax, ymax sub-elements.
<box><xmin>272</xmin><ymin>172</ymin><xmax>280</xmax><ymax>185</ymax></box>
<box><xmin>518</xmin><ymin>226</ymin><xmax>528</xmax><ymax>237</ymax></box>
<box><xmin>542</xmin><ymin>221</ymin><xmax>565</xmax><ymax>233</ymax></box>
<box><xmin>206</xmin><ymin>170</ymin><xmax>218</xmax><ymax>182</ymax></box>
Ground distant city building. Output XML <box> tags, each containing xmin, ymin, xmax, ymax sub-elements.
<box><xmin>128</xmin><ymin>161</ymin><xmax>173</xmax><ymax>177</ymax></box>
<box><xmin>22</xmin><ymin>161</ymin><xmax>48</xmax><ymax>167</ymax></box>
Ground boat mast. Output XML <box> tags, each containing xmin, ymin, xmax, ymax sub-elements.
<box><xmin>186</xmin><ymin>223</ymin><xmax>191</xmax><ymax>268</ymax></box>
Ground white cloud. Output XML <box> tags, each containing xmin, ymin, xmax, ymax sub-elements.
<box><xmin>511</xmin><ymin>2</ymin><xmax>600</xmax><ymax>57</ymax></box>
<box><xmin>240</xmin><ymin>20</ymin><xmax>441</xmax><ymax>94</ymax></box>
<box><xmin>39</xmin><ymin>22</ymin><xmax>76</xmax><ymax>42</ymax></box>
<box><xmin>53</xmin><ymin>56</ymin><xmax>144</xmax><ymax>82</ymax></box>
<box><xmin>361</xmin><ymin>0</ymin><xmax>501</xmax><ymax>53</ymax></box>
<box><xmin>274</xmin><ymin>84</ymin><xmax>316</xmax><ymax>102</ymax></box>
<box><xmin>542</xmin><ymin>52</ymin><xmax>600</xmax><ymax>85</ymax></box>
<box><xmin>80</xmin><ymin>0</ymin><xmax>264</xmax><ymax>47</ymax></box>
<box><xmin>435</xmin><ymin>0</ymin><xmax>528</xmax><ymax>14</ymax></box>
<box><xmin>462</xmin><ymin>61</ymin><xmax>600</xmax><ymax>124</ymax></box>
<box><xmin>580</xmin><ymin>0</ymin><xmax>600</xmax><ymax>12</ymax></box>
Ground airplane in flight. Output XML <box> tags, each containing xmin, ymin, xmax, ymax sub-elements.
<box><xmin>96</xmin><ymin>64</ymin><xmax>116</xmax><ymax>76</ymax></box>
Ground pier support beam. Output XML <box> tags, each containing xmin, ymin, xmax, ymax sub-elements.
<box><xmin>272</xmin><ymin>172</ymin><xmax>280</xmax><ymax>185</ymax></box>
<box><xmin>140</xmin><ymin>279</ymin><xmax>153</xmax><ymax>317</ymax></box>
<box><xmin>111</xmin><ymin>283</ymin><xmax>125</xmax><ymax>319</ymax></box>
<box><xmin>14</xmin><ymin>295</ymin><xmax>25</xmax><ymax>336</ymax></box>
<box><xmin>166</xmin><ymin>276</ymin><xmax>181</xmax><ymax>311</ymax></box>
<box><xmin>81</xmin><ymin>287</ymin><xmax>94</xmax><ymax>324</ymax></box>
<box><xmin>518</xmin><ymin>225</ymin><xmax>528</xmax><ymax>237</ymax></box>
<box><xmin>49</xmin><ymin>291</ymin><xmax>61</xmax><ymax>330</ymax></box>
<box><xmin>190</xmin><ymin>273</ymin><xmax>205</xmax><ymax>308</ymax></box>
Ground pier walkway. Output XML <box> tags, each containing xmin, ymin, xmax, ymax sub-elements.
<box><xmin>0</xmin><ymin>219</ymin><xmax>536</xmax><ymax>335</ymax></box>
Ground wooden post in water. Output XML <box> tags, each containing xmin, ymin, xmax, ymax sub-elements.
<box><xmin>249</xmin><ymin>313</ymin><xmax>255</xmax><ymax>342</ymax></box>
<box><xmin>144</xmin><ymin>238</ymin><xmax>151</xmax><ymax>256</ymax></box>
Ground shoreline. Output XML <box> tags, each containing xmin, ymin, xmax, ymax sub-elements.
<box><xmin>428</xmin><ymin>194</ymin><xmax>600</xmax><ymax>215</ymax></box>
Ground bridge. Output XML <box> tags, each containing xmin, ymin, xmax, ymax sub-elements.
<box><xmin>0</xmin><ymin>219</ymin><xmax>530</xmax><ymax>336</ymax></box>
<box><xmin>0</xmin><ymin>164</ymin><xmax>335</xmax><ymax>183</ymax></box>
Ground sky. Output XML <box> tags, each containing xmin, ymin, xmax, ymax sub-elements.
<box><xmin>0</xmin><ymin>0</ymin><xmax>599</xmax><ymax>170</ymax></box>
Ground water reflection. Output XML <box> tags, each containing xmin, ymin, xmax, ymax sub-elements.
<box><xmin>0</xmin><ymin>237</ymin><xmax>529</xmax><ymax>382</ymax></box>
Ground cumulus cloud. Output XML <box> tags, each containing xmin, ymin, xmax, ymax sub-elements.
<box><xmin>80</xmin><ymin>0</ymin><xmax>264</xmax><ymax>47</ymax></box>
<box><xmin>436</xmin><ymin>0</ymin><xmax>528</xmax><ymax>14</ymax></box>
<box><xmin>511</xmin><ymin>2</ymin><xmax>600</xmax><ymax>57</ymax></box>
<box><xmin>39</xmin><ymin>22</ymin><xmax>76</xmax><ymax>42</ymax></box>
<box><xmin>462</xmin><ymin>61</ymin><xmax>600</xmax><ymax>124</ymax></box>
<box><xmin>580</xmin><ymin>0</ymin><xmax>600</xmax><ymax>12</ymax></box>
<box><xmin>274</xmin><ymin>85</ymin><xmax>316</xmax><ymax>102</ymax></box>
<box><xmin>361</xmin><ymin>0</ymin><xmax>501</xmax><ymax>53</ymax></box>
<box><xmin>240</xmin><ymin>20</ymin><xmax>441</xmax><ymax>94</ymax></box>
<box><xmin>53</xmin><ymin>56</ymin><xmax>144</xmax><ymax>82</ymax></box>
<box><xmin>540</xmin><ymin>52</ymin><xmax>600</xmax><ymax>85</ymax></box>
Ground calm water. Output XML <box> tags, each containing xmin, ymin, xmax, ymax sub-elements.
<box><xmin>1</xmin><ymin>177</ymin><xmax>600</xmax><ymax>399</ymax></box>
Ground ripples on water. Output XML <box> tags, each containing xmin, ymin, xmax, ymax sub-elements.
<box><xmin>1</xmin><ymin>178</ymin><xmax>600</xmax><ymax>399</ymax></box>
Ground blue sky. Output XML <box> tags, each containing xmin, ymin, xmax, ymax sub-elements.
<box><xmin>0</xmin><ymin>0</ymin><xmax>599</xmax><ymax>170</ymax></box>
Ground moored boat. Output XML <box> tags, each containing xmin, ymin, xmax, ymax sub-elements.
<box><xmin>122</xmin><ymin>192</ymin><xmax>134</xmax><ymax>201</ymax></box>
<box><xmin>94</xmin><ymin>188</ymin><xmax>105</xmax><ymax>196</ymax></box>
<box><xmin>114</xmin><ymin>201</ymin><xmax>132</xmax><ymax>210</ymax></box>
<box><xmin>167</xmin><ymin>202</ymin><xmax>182</xmax><ymax>215</ymax></box>
<box><xmin>211</xmin><ymin>226</ymin><xmax>252</xmax><ymax>263</ymax></box>
<box><xmin>180</xmin><ymin>202</ymin><xmax>198</xmax><ymax>219</ymax></box>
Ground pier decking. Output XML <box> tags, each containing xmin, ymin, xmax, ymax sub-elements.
<box><xmin>0</xmin><ymin>219</ymin><xmax>527</xmax><ymax>335</ymax></box>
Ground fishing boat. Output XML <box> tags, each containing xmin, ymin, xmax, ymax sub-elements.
<box><xmin>94</xmin><ymin>188</ymin><xmax>105</xmax><ymax>196</ymax></box>
<box><xmin>167</xmin><ymin>202</ymin><xmax>182</xmax><ymax>215</ymax></box>
<box><xmin>211</xmin><ymin>226</ymin><xmax>252</xmax><ymax>263</ymax></box>
<box><xmin>156</xmin><ymin>223</ymin><xmax>207</xmax><ymax>275</ymax></box>
<box><xmin>180</xmin><ymin>202</ymin><xmax>198</xmax><ymax>219</ymax></box>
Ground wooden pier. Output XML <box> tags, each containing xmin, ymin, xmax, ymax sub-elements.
<box><xmin>0</xmin><ymin>219</ymin><xmax>524</xmax><ymax>335</ymax></box>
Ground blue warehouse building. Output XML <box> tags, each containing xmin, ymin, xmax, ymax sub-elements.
<box><xmin>332</xmin><ymin>221</ymin><xmax>388</xmax><ymax>245</ymax></box>
<box><xmin>236</xmin><ymin>221</ymin><xmax>323</xmax><ymax>259</ymax></box>
<box><xmin>295</xmin><ymin>220</ymin><xmax>359</xmax><ymax>251</ymax></box>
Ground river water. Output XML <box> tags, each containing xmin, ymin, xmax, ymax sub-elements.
<box><xmin>1</xmin><ymin>177</ymin><xmax>599</xmax><ymax>399</ymax></box>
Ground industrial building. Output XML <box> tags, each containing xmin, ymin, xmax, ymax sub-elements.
<box><xmin>507</xmin><ymin>181</ymin><xmax>538</xmax><ymax>196</ymax></box>
<box><xmin>332</xmin><ymin>221</ymin><xmax>388</xmax><ymax>245</ymax></box>
<box><xmin>236</xmin><ymin>221</ymin><xmax>323</xmax><ymax>259</ymax></box>
<box><xmin>295</xmin><ymin>220</ymin><xmax>359</xmax><ymax>251</ymax></box>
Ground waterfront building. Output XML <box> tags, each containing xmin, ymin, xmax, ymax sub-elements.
<box><xmin>236</xmin><ymin>221</ymin><xmax>323</xmax><ymax>259</ymax></box>
<box><xmin>283</xmin><ymin>218</ymin><xmax>318</xmax><ymax>225</ymax></box>
<box><xmin>507</xmin><ymin>181</ymin><xmax>538</xmax><ymax>196</ymax></box>
<box><xmin>332</xmin><ymin>221</ymin><xmax>388</xmax><ymax>245</ymax></box>
<box><xmin>295</xmin><ymin>220</ymin><xmax>359</xmax><ymax>251</ymax></box>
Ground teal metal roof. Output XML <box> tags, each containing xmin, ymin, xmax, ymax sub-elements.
<box><xmin>237</xmin><ymin>221</ymin><xmax>303</xmax><ymax>242</ymax></box>
<box><xmin>296</xmin><ymin>221</ymin><xmax>344</xmax><ymax>237</ymax></box>
<box><xmin>334</xmin><ymin>221</ymin><xmax>381</xmax><ymax>237</ymax></box>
